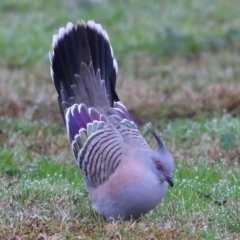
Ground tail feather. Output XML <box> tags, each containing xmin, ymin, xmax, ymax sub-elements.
<box><xmin>86</xmin><ymin>21</ymin><xmax>118</xmax><ymax>99</ymax></box>
<box><xmin>50</xmin><ymin>21</ymin><xmax>119</xmax><ymax>123</ymax></box>
<box><xmin>51</xmin><ymin>23</ymin><xmax>79</xmax><ymax>97</ymax></box>
<box><xmin>76</xmin><ymin>22</ymin><xmax>92</xmax><ymax>65</ymax></box>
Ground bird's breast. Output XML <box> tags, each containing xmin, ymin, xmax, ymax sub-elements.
<box><xmin>91</xmin><ymin>168</ymin><xmax>168</xmax><ymax>219</ymax></box>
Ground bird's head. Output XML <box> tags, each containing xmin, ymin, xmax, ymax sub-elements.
<box><xmin>146</xmin><ymin>123</ymin><xmax>174</xmax><ymax>187</ymax></box>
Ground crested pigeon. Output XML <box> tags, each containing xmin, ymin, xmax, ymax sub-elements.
<box><xmin>49</xmin><ymin>20</ymin><xmax>174</xmax><ymax>219</ymax></box>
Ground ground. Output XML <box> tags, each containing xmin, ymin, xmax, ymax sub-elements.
<box><xmin>0</xmin><ymin>0</ymin><xmax>240</xmax><ymax>239</ymax></box>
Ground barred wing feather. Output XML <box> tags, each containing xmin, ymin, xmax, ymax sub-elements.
<box><xmin>109</xmin><ymin>101</ymin><xmax>150</xmax><ymax>150</ymax></box>
<box><xmin>66</xmin><ymin>104</ymin><xmax>123</xmax><ymax>187</ymax></box>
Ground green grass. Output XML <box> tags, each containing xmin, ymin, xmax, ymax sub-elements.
<box><xmin>1</xmin><ymin>0</ymin><xmax>240</xmax><ymax>68</ymax></box>
<box><xmin>1</xmin><ymin>116</ymin><xmax>240</xmax><ymax>238</ymax></box>
<box><xmin>1</xmin><ymin>0</ymin><xmax>240</xmax><ymax>239</ymax></box>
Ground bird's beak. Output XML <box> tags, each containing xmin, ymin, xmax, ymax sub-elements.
<box><xmin>165</xmin><ymin>175</ymin><xmax>174</xmax><ymax>187</ymax></box>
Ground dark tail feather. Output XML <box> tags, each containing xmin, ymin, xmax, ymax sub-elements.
<box><xmin>50</xmin><ymin>23</ymin><xmax>79</xmax><ymax>98</ymax></box>
<box><xmin>86</xmin><ymin>21</ymin><xmax>118</xmax><ymax>102</ymax></box>
<box><xmin>49</xmin><ymin>21</ymin><xmax>119</xmax><ymax>122</ymax></box>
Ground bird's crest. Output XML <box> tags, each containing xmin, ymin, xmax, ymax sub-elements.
<box><xmin>146</xmin><ymin>122</ymin><xmax>165</xmax><ymax>150</ymax></box>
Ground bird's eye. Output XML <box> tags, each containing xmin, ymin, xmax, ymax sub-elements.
<box><xmin>155</xmin><ymin>161</ymin><xmax>163</xmax><ymax>170</ymax></box>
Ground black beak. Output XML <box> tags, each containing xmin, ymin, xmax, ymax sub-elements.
<box><xmin>165</xmin><ymin>175</ymin><xmax>174</xmax><ymax>187</ymax></box>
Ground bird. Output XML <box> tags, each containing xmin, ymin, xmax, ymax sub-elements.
<box><xmin>49</xmin><ymin>20</ymin><xmax>174</xmax><ymax>219</ymax></box>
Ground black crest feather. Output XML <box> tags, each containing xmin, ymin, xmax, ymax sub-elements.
<box><xmin>146</xmin><ymin>122</ymin><xmax>165</xmax><ymax>149</ymax></box>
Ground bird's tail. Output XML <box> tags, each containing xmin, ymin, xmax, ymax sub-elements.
<box><xmin>49</xmin><ymin>21</ymin><xmax>119</xmax><ymax>123</ymax></box>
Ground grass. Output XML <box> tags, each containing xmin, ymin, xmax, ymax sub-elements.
<box><xmin>0</xmin><ymin>0</ymin><xmax>240</xmax><ymax>239</ymax></box>
<box><xmin>1</xmin><ymin>116</ymin><xmax>240</xmax><ymax>239</ymax></box>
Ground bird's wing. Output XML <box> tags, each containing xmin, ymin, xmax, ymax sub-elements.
<box><xmin>109</xmin><ymin>101</ymin><xmax>151</xmax><ymax>150</ymax></box>
<box><xmin>66</xmin><ymin>104</ymin><xmax>124</xmax><ymax>187</ymax></box>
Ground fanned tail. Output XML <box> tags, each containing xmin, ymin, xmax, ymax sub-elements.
<box><xmin>49</xmin><ymin>21</ymin><xmax>119</xmax><ymax>123</ymax></box>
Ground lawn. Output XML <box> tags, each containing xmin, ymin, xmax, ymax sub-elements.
<box><xmin>0</xmin><ymin>0</ymin><xmax>240</xmax><ymax>239</ymax></box>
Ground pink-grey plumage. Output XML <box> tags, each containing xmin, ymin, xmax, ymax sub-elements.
<box><xmin>49</xmin><ymin>20</ymin><xmax>174</xmax><ymax>219</ymax></box>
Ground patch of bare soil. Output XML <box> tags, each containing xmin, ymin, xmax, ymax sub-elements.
<box><xmin>117</xmin><ymin>52</ymin><xmax>240</xmax><ymax>122</ymax></box>
<box><xmin>1</xmin><ymin>51</ymin><xmax>240</xmax><ymax>124</ymax></box>
<box><xmin>0</xmin><ymin>66</ymin><xmax>62</xmax><ymax>123</ymax></box>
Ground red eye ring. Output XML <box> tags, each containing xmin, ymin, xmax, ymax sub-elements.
<box><xmin>156</xmin><ymin>161</ymin><xmax>163</xmax><ymax>170</ymax></box>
